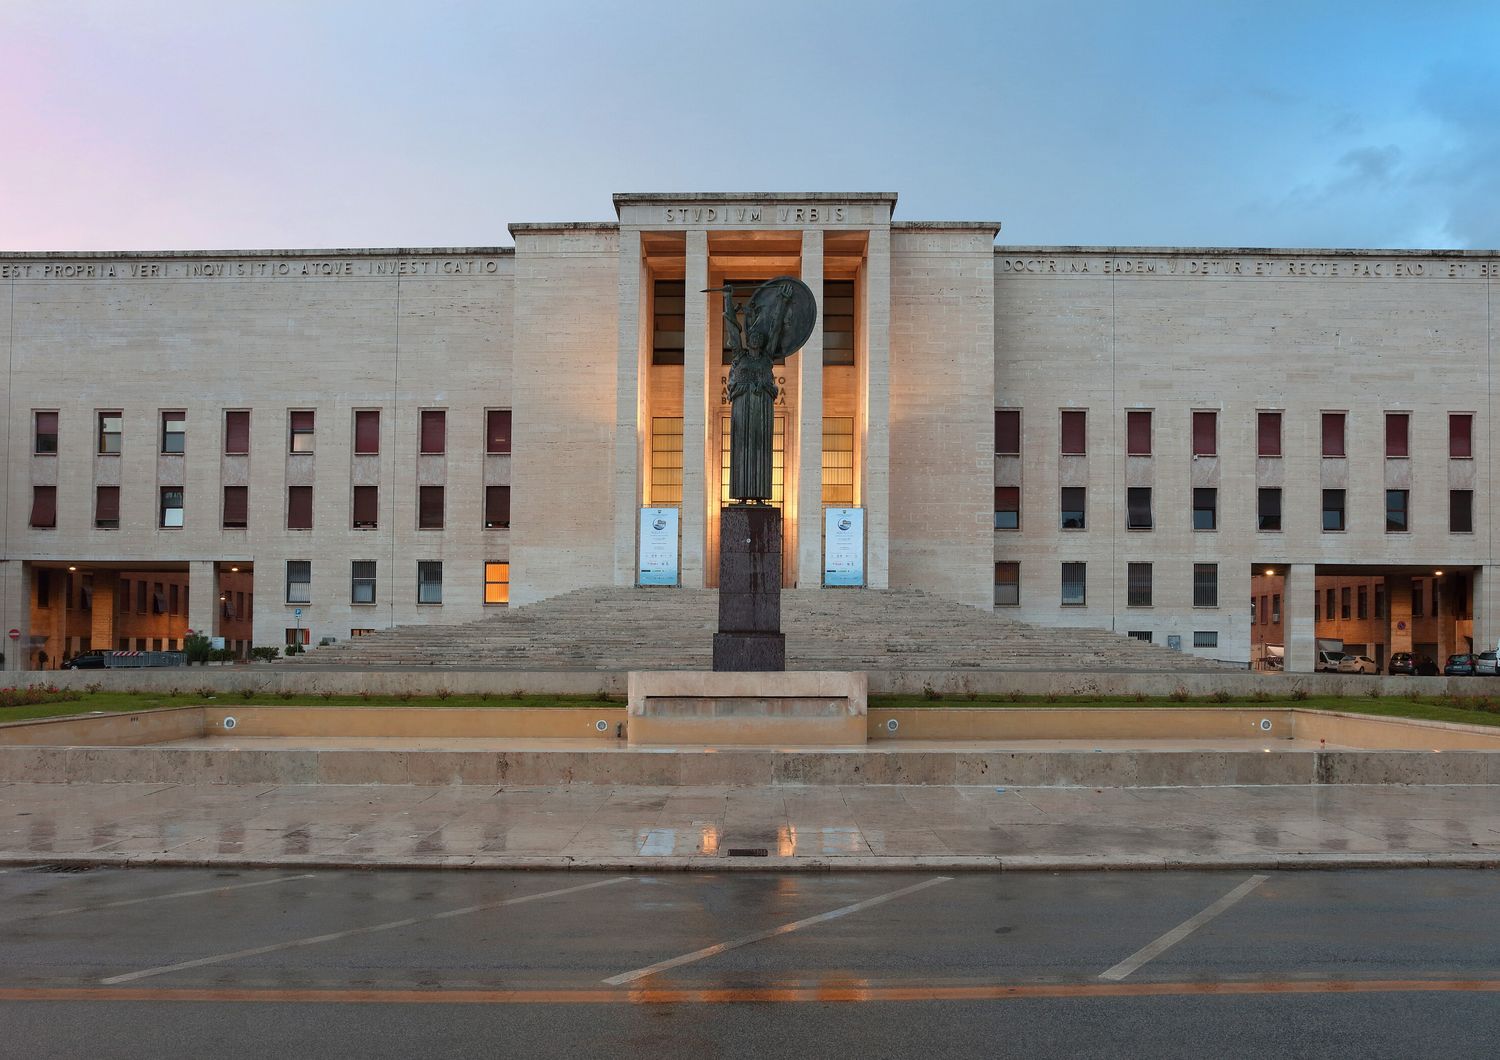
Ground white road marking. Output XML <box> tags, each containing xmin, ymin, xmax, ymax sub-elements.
<box><xmin>31</xmin><ymin>874</ymin><xmax>315</xmax><ymax>920</ymax></box>
<box><xmin>101</xmin><ymin>876</ymin><xmax>630</xmax><ymax>985</ymax></box>
<box><xmin>603</xmin><ymin>876</ymin><xmax>952</xmax><ymax>987</ymax></box>
<box><xmin>1098</xmin><ymin>874</ymin><xmax>1269</xmax><ymax>981</ymax></box>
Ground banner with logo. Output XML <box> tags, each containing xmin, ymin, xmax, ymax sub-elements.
<box><xmin>638</xmin><ymin>507</ymin><xmax>680</xmax><ymax>586</ymax></box>
<box><xmin>823</xmin><ymin>507</ymin><xmax>864</xmax><ymax>587</ymax></box>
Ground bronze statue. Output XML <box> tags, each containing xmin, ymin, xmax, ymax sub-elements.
<box><xmin>707</xmin><ymin>276</ymin><xmax>817</xmax><ymax>502</ymax></box>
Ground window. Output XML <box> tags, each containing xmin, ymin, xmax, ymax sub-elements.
<box><xmin>1451</xmin><ymin>489</ymin><xmax>1474</xmax><ymax>533</ymax></box>
<box><xmin>1256</xmin><ymin>595</ymin><xmax>1265</xmax><ymax>624</ymax></box>
<box><xmin>418</xmin><ymin>485</ymin><xmax>444</xmax><ymax>529</ymax></box>
<box><xmin>420</xmin><ymin>410</ymin><xmax>447</xmax><ymax>455</ymax></box>
<box><xmin>1127</xmin><ymin>562</ymin><xmax>1152</xmax><ymax>607</ymax></box>
<box><xmin>169</xmin><ymin>584</ymin><xmax>180</xmax><ymax>615</ymax></box>
<box><xmin>1258</xmin><ymin>487</ymin><xmax>1281</xmax><ymax>531</ymax></box>
<box><xmin>1192</xmin><ymin>411</ymin><xmax>1217</xmax><ymax>456</ymax></box>
<box><xmin>418</xmin><ymin>560</ymin><xmax>443</xmax><ymax>604</ymax></box>
<box><xmin>29</xmin><ymin>485</ymin><xmax>56</xmax><ymax>528</ymax></box>
<box><xmin>823</xmin><ymin>280</ymin><xmax>855</xmax><ymax>366</ymax></box>
<box><xmin>1326</xmin><ymin>587</ymin><xmax>1335</xmax><ymax>620</ymax></box>
<box><xmin>289</xmin><ymin>410</ymin><xmax>315</xmax><ymax>453</ymax></box>
<box><xmin>285</xmin><ymin>627</ymin><xmax>311</xmax><ymax>648</ymax></box>
<box><xmin>225</xmin><ymin>410</ymin><xmax>250</xmax><ymax>454</ymax></box>
<box><xmin>136</xmin><ymin>580</ymin><xmax>147</xmax><ymax>613</ymax></box>
<box><xmin>994</xmin><ymin>562</ymin><xmax>1020</xmax><ymax>606</ymax></box>
<box><xmin>1357</xmin><ymin>585</ymin><xmax>1368</xmax><ymax>620</ymax></box>
<box><xmin>650</xmin><ymin>417</ymin><xmax>684</xmax><ymax>504</ymax></box>
<box><xmin>1193</xmin><ymin>631</ymin><xmax>1218</xmax><ymax>649</ymax></box>
<box><xmin>1272</xmin><ymin>594</ymin><xmax>1281</xmax><ymax>623</ymax></box>
<box><xmin>161</xmin><ymin>411</ymin><xmax>185</xmax><ymax>454</ymax></box>
<box><xmin>95</xmin><ymin>485</ymin><xmax>119</xmax><ymax>529</ymax></box>
<box><xmin>1192</xmin><ymin>488</ymin><xmax>1217</xmax><ymax>530</ymax></box>
<box><xmin>1251</xmin><ymin>596</ymin><xmax>1257</xmax><ymax>624</ymax></box>
<box><xmin>1322</xmin><ymin>412</ymin><xmax>1346</xmax><ymax>457</ymax></box>
<box><xmin>1060</xmin><ymin>410</ymin><xmax>1086</xmax><ymax>455</ymax></box>
<box><xmin>1126</xmin><ymin>487</ymin><xmax>1152</xmax><ymax>530</ymax></box>
<box><xmin>1128</xmin><ymin>630</ymin><xmax>1152</xmax><ymax>643</ymax></box>
<box><xmin>995</xmin><ymin>410</ymin><xmax>1020</xmax><ymax>455</ymax></box>
<box><xmin>1450</xmin><ymin>414</ymin><xmax>1473</xmax><ymax>458</ymax></box>
<box><xmin>352</xmin><ymin>486</ymin><xmax>379</xmax><ymax>529</ymax></box>
<box><xmin>354</xmin><ymin>410</ymin><xmax>380</xmax><ymax>455</ymax></box>
<box><xmin>485</xmin><ymin>485</ymin><xmax>511</xmax><ymax>529</ymax></box>
<box><xmin>159</xmin><ymin>488</ymin><xmax>184</xmax><ymax>528</ymax></box>
<box><xmin>98</xmin><ymin>411</ymin><xmax>122</xmax><ymax>454</ymax></box>
<box><xmin>351</xmin><ymin>561</ymin><xmax>376</xmax><ymax>604</ymax></box>
<box><xmin>1374</xmin><ymin>585</ymin><xmax>1383</xmax><ymax>619</ymax></box>
<box><xmin>34</xmin><ymin>411</ymin><xmax>58</xmax><ymax>454</ymax></box>
<box><xmin>117</xmin><ymin>578</ymin><xmax>127</xmax><ymax>614</ymax></box>
<box><xmin>1060</xmin><ymin>487</ymin><xmax>1086</xmax><ymax>530</ymax></box>
<box><xmin>286</xmin><ymin>561</ymin><xmax>311</xmax><ymax>603</ymax></box>
<box><xmin>1385</xmin><ymin>413</ymin><xmax>1409</xmax><ymax>457</ymax></box>
<box><xmin>1322</xmin><ymin>489</ymin><xmax>1346</xmax><ymax>531</ymax></box>
<box><xmin>1257</xmin><ymin>411</ymin><xmax>1282</xmax><ymax>456</ymax></box>
<box><xmin>36</xmin><ymin>570</ymin><xmax>51</xmax><ymax>609</ymax></box>
<box><xmin>1385</xmin><ymin>489</ymin><xmax>1409</xmax><ymax>532</ymax></box>
<box><xmin>223</xmin><ymin>486</ymin><xmax>248</xmax><ymax>529</ymax></box>
<box><xmin>1193</xmin><ymin>563</ymin><xmax>1218</xmax><ymax>608</ymax></box>
<box><xmin>152</xmin><ymin>582</ymin><xmax>166</xmax><ymax>614</ymax></box>
<box><xmin>1412</xmin><ymin>579</ymin><xmax>1424</xmax><ymax>618</ymax></box>
<box><xmin>652</xmin><ymin>279</ymin><xmax>685</xmax><ymax>364</ymax></box>
<box><xmin>287</xmin><ymin>485</ymin><xmax>313</xmax><ymax>530</ymax></box>
<box><xmin>484</xmin><ymin>561</ymin><xmax>510</xmax><ymax>605</ymax></box>
<box><xmin>1061</xmin><ymin>562</ymin><xmax>1086</xmax><ymax>606</ymax></box>
<box><xmin>486</xmin><ymin>409</ymin><xmax>512</xmax><ymax>455</ymax></box>
<box><xmin>823</xmin><ymin>416</ymin><xmax>855</xmax><ymax>505</ymax></box>
<box><xmin>1340</xmin><ymin>586</ymin><xmax>1351</xmax><ymax>620</ymax></box>
<box><xmin>994</xmin><ymin>486</ymin><xmax>1019</xmax><ymax>530</ymax></box>
<box><xmin>1126</xmin><ymin>410</ymin><xmax>1151</xmax><ymax>456</ymax></box>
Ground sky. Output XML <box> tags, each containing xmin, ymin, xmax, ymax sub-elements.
<box><xmin>2</xmin><ymin>0</ymin><xmax>1498</xmax><ymax>251</ymax></box>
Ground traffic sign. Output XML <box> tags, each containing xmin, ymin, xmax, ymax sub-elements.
<box><xmin>294</xmin><ymin>608</ymin><xmax>303</xmax><ymax>617</ymax></box>
<box><xmin>6</xmin><ymin>628</ymin><xmax>18</xmax><ymax>640</ymax></box>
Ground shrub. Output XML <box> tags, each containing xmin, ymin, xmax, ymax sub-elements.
<box><xmin>236</xmin><ymin>686</ymin><xmax>257</xmax><ymax>700</ymax></box>
<box><xmin>283</xmin><ymin>642</ymin><xmax>305</xmax><ymax>656</ymax></box>
<box><xmin>1168</xmin><ymin>686</ymin><xmax>1189</xmax><ymax>702</ymax></box>
<box><xmin>195</xmin><ymin>686</ymin><xmax>216</xmax><ymax>698</ymax></box>
<box><xmin>0</xmin><ymin>684</ymin><xmax>82</xmax><ymax>708</ymax></box>
<box><xmin>277</xmin><ymin>688</ymin><xmax>295</xmax><ymax>700</ymax></box>
<box><xmin>250</xmin><ymin>646</ymin><xmax>280</xmax><ymax>663</ymax></box>
<box><xmin>319</xmin><ymin>689</ymin><xmax>335</xmax><ymax>700</ymax></box>
<box><xmin>397</xmin><ymin>689</ymin><xmax>414</xmax><ymax>702</ymax></box>
<box><xmin>359</xmin><ymin>689</ymin><xmax>372</xmax><ymax>701</ymax></box>
<box><xmin>435</xmin><ymin>687</ymin><xmax>453</xmax><ymax>701</ymax></box>
<box><xmin>1210</xmin><ymin>689</ymin><xmax>1232</xmax><ymax>704</ymax></box>
<box><xmin>184</xmin><ymin>633</ymin><xmax>212</xmax><ymax>665</ymax></box>
<box><xmin>85</xmin><ymin>682</ymin><xmax>104</xmax><ymax>694</ymax></box>
<box><xmin>1252</xmin><ymin>690</ymin><xmax>1269</xmax><ymax>703</ymax></box>
<box><xmin>478</xmin><ymin>690</ymin><xmax>491</xmax><ymax>701</ymax></box>
<box><xmin>1290</xmin><ymin>688</ymin><xmax>1309</xmax><ymax>701</ymax></box>
<box><xmin>1364</xmin><ymin>686</ymin><xmax>1381</xmax><ymax>699</ymax></box>
<box><xmin>921</xmin><ymin>684</ymin><xmax>942</xmax><ymax>701</ymax></box>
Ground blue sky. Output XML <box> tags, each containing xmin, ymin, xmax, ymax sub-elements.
<box><xmin>3</xmin><ymin>0</ymin><xmax>1497</xmax><ymax>250</ymax></box>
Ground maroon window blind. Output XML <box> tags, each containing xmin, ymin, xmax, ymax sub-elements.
<box><xmin>1257</xmin><ymin>412</ymin><xmax>1281</xmax><ymax>456</ymax></box>
<box><xmin>1060</xmin><ymin>410</ymin><xmax>1086</xmax><ymax>455</ymax></box>
<box><xmin>287</xmin><ymin>486</ymin><xmax>313</xmax><ymax>529</ymax></box>
<box><xmin>35</xmin><ymin>411</ymin><xmax>57</xmax><ymax>445</ymax></box>
<box><xmin>486</xmin><ymin>410</ymin><xmax>512</xmax><ymax>454</ymax></box>
<box><xmin>96</xmin><ymin>485</ymin><xmax>120</xmax><ymax>526</ymax></box>
<box><xmin>420</xmin><ymin>410</ymin><xmax>446</xmax><ymax>454</ymax></box>
<box><xmin>222</xmin><ymin>486</ymin><xmax>247</xmax><ymax>528</ymax></box>
<box><xmin>354</xmin><ymin>411</ymin><xmax>380</xmax><ymax>455</ymax></box>
<box><xmin>352</xmin><ymin>485</ymin><xmax>378</xmax><ymax>528</ymax></box>
<box><xmin>1450</xmin><ymin>414</ymin><xmax>1473</xmax><ymax>458</ymax></box>
<box><xmin>1126</xmin><ymin>411</ymin><xmax>1151</xmax><ymax>455</ymax></box>
<box><xmin>30</xmin><ymin>485</ymin><xmax>56</xmax><ymax>528</ymax></box>
<box><xmin>290</xmin><ymin>410</ymin><xmax>315</xmax><ymax>431</ymax></box>
<box><xmin>485</xmin><ymin>485</ymin><xmax>511</xmax><ymax>529</ymax></box>
<box><xmin>1322</xmin><ymin>413</ymin><xmax>1346</xmax><ymax>457</ymax></box>
<box><xmin>1192</xmin><ymin>411</ymin><xmax>1217</xmax><ymax>456</ymax></box>
<box><xmin>418</xmin><ymin>486</ymin><xmax>444</xmax><ymax>529</ymax></box>
<box><xmin>224</xmin><ymin>411</ymin><xmax>250</xmax><ymax>454</ymax></box>
<box><xmin>994</xmin><ymin>410</ymin><xmax>1020</xmax><ymax>455</ymax></box>
<box><xmin>1385</xmin><ymin>413</ymin><xmax>1409</xmax><ymax>457</ymax></box>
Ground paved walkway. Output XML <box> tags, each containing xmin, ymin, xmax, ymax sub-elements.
<box><xmin>2</xmin><ymin>782</ymin><xmax>1498</xmax><ymax>871</ymax></box>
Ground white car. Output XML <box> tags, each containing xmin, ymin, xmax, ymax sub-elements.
<box><xmin>1317</xmin><ymin>650</ymin><xmax>1346</xmax><ymax>672</ymax></box>
<box><xmin>1338</xmin><ymin>654</ymin><xmax>1378</xmax><ymax>674</ymax></box>
<box><xmin>1477</xmin><ymin>651</ymin><xmax>1499</xmax><ymax>676</ymax></box>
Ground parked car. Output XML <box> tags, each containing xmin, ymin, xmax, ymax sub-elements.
<box><xmin>1317</xmin><ymin>650</ymin><xmax>1347</xmax><ymax>673</ymax></box>
<box><xmin>1339</xmin><ymin>654</ymin><xmax>1378</xmax><ymax>674</ymax></box>
<box><xmin>1476</xmin><ymin>651</ymin><xmax>1498</xmax><ymax>676</ymax></box>
<box><xmin>60</xmin><ymin>650</ymin><xmax>109</xmax><ymax>670</ymax></box>
<box><xmin>1444</xmin><ymin>653</ymin><xmax>1479</xmax><ymax>676</ymax></box>
<box><xmin>1417</xmin><ymin>655</ymin><xmax>1441</xmax><ymax>676</ymax></box>
<box><xmin>1387</xmin><ymin>652</ymin><xmax>1417</xmax><ymax>676</ymax></box>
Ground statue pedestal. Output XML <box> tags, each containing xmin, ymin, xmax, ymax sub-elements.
<box><xmin>627</xmin><ymin>670</ymin><xmax>866</xmax><ymax>746</ymax></box>
<box><xmin>713</xmin><ymin>505</ymin><xmax>785</xmax><ymax>672</ymax></box>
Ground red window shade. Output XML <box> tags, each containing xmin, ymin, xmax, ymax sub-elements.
<box><xmin>1060</xmin><ymin>410</ymin><xmax>1086</xmax><ymax>455</ymax></box>
<box><xmin>420</xmin><ymin>410</ymin><xmax>446</xmax><ymax>454</ymax></box>
<box><xmin>224</xmin><ymin>411</ymin><xmax>250</xmax><ymax>454</ymax></box>
<box><xmin>1450</xmin><ymin>414</ymin><xmax>1473</xmax><ymax>458</ymax></box>
<box><xmin>485</xmin><ymin>485</ymin><xmax>511</xmax><ymax>529</ymax></box>
<box><xmin>1257</xmin><ymin>412</ymin><xmax>1281</xmax><ymax>456</ymax></box>
<box><xmin>1126</xmin><ymin>411</ymin><xmax>1152</xmax><ymax>455</ymax></box>
<box><xmin>418</xmin><ymin>485</ymin><xmax>444</xmax><ymax>529</ymax></box>
<box><xmin>352</xmin><ymin>485</ymin><xmax>378</xmax><ymax>528</ymax></box>
<box><xmin>994</xmin><ymin>410</ymin><xmax>1020</xmax><ymax>455</ymax></box>
<box><xmin>486</xmin><ymin>410</ymin><xmax>512</xmax><ymax>454</ymax></box>
<box><xmin>1192</xmin><ymin>411</ymin><xmax>1217</xmax><ymax>456</ymax></box>
<box><xmin>354</xmin><ymin>411</ymin><xmax>380</xmax><ymax>455</ymax></box>
<box><xmin>1322</xmin><ymin>413</ymin><xmax>1346</xmax><ymax>457</ymax></box>
<box><xmin>30</xmin><ymin>486</ymin><xmax>56</xmax><ymax>528</ymax></box>
<box><xmin>96</xmin><ymin>485</ymin><xmax>120</xmax><ymax>524</ymax></box>
<box><xmin>1385</xmin><ymin>413</ymin><xmax>1409</xmax><ymax>457</ymax></box>
<box><xmin>287</xmin><ymin>485</ymin><xmax>313</xmax><ymax>529</ymax></box>
<box><xmin>222</xmin><ymin>486</ymin><xmax>247</xmax><ymax>528</ymax></box>
<box><xmin>36</xmin><ymin>411</ymin><xmax>57</xmax><ymax>438</ymax></box>
<box><xmin>290</xmin><ymin>410</ymin><xmax>315</xmax><ymax>432</ymax></box>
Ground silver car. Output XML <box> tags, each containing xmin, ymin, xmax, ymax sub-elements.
<box><xmin>1477</xmin><ymin>651</ymin><xmax>1499</xmax><ymax>676</ymax></box>
<box><xmin>1338</xmin><ymin>654</ymin><xmax>1378</xmax><ymax>674</ymax></box>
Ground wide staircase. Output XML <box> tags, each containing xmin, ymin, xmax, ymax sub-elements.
<box><xmin>280</xmin><ymin>587</ymin><xmax>1237</xmax><ymax>672</ymax></box>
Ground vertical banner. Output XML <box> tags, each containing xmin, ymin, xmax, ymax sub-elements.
<box><xmin>823</xmin><ymin>507</ymin><xmax>865</xmax><ymax>587</ymax></box>
<box><xmin>638</xmin><ymin>507</ymin><xmax>680</xmax><ymax>587</ymax></box>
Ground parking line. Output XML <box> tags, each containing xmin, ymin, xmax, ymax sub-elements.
<box><xmin>1099</xmin><ymin>874</ymin><xmax>1269</xmax><ymax>981</ymax></box>
<box><xmin>28</xmin><ymin>874</ymin><xmax>315</xmax><ymax>920</ymax></box>
<box><xmin>101</xmin><ymin>876</ymin><xmax>630</xmax><ymax>985</ymax></box>
<box><xmin>603</xmin><ymin>876</ymin><xmax>952</xmax><ymax>987</ymax></box>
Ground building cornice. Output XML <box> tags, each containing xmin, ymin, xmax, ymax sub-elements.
<box><xmin>0</xmin><ymin>246</ymin><xmax>516</xmax><ymax>261</ymax></box>
<box><xmin>612</xmin><ymin>191</ymin><xmax>899</xmax><ymax>217</ymax></box>
<box><xmin>998</xmin><ymin>244</ymin><xmax>1498</xmax><ymax>258</ymax></box>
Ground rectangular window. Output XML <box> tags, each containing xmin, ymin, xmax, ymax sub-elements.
<box><xmin>34</xmin><ymin>411</ymin><xmax>58</xmax><ymax>454</ymax></box>
<box><xmin>1060</xmin><ymin>486</ymin><xmax>1086</xmax><ymax>530</ymax></box>
<box><xmin>223</xmin><ymin>486</ymin><xmax>248</xmax><ymax>529</ymax></box>
<box><xmin>285</xmin><ymin>627</ymin><xmax>311</xmax><ymax>648</ymax></box>
<box><xmin>1385</xmin><ymin>412</ymin><xmax>1409</xmax><ymax>457</ymax></box>
<box><xmin>417</xmin><ymin>560</ymin><xmax>443</xmax><ymax>604</ymax></box>
<box><xmin>98</xmin><ymin>411</ymin><xmax>122</xmax><ymax>454</ymax></box>
<box><xmin>418</xmin><ymin>485</ymin><xmax>444</xmax><ymax>529</ymax></box>
<box><xmin>1373</xmin><ymin>585</ymin><xmax>1383</xmax><ymax>619</ymax></box>
<box><xmin>161</xmin><ymin>411</ymin><xmax>185</xmax><ymax>454</ymax></box>
<box><xmin>823</xmin><ymin>279</ymin><xmax>855</xmax><ymax>366</ymax></box>
<box><xmin>136</xmin><ymin>580</ymin><xmax>147</xmax><ymax>613</ymax></box>
<box><xmin>289</xmin><ymin>410</ymin><xmax>315</xmax><ymax>453</ymax></box>
<box><xmin>95</xmin><ymin>485</ymin><xmax>119</xmax><ymax>529</ymax></box>
<box><xmin>1272</xmin><ymin>594</ymin><xmax>1281</xmax><ymax>623</ymax></box>
<box><xmin>1251</xmin><ymin>596</ymin><xmax>1257</xmax><ymax>624</ymax></box>
<box><xmin>994</xmin><ymin>561</ymin><xmax>1020</xmax><ymax>606</ymax></box>
<box><xmin>1061</xmin><ymin>562</ymin><xmax>1086</xmax><ymax>606</ymax></box>
<box><xmin>484</xmin><ymin>561</ymin><xmax>510</xmax><ymax>605</ymax></box>
<box><xmin>286</xmin><ymin>560</ymin><xmax>311</xmax><ymax>604</ymax></box>
<box><xmin>1322</xmin><ymin>412</ymin><xmax>1346</xmax><ymax>457</ymax></box>
<box><xmin>485</xmin><ymin>485</ymin><xmax>511</xmax><ymax>529</ymax></box>
<box><xmin>287</xmin><ymin>485</ymin><xmax>313</xmax><ymax>530</ymax></box>
<box><xmin>354</xmin><ymin>410</ymin><xmax>380</xmax><ymax>455</ymax></box>
<box><xmin>351</xmin><ymin>560</ymin><xmax>376</xmax><ymax>604</ymax></box>
<box><xmin>994</xmin><ymin>486</ymin><xmax>1019</xmax><ymax>530</ymax></box>
<box><xmin>420</xmin><ymin>409</ymin><xmax>446</xmax><ymax>455</ymax></box>
<box><xmin>169</xmin><ymin>583</ymin><xmax>180</xmax><ymax>615</ymax></box>
<box><xmin>1257</xmin><ymin>411</ymin><xmax>1282</xmax><ymax>456</ymax></box>
<box><xmin>1128</xmin><ymin>630</ymin><xmax>1153</xmax><ymax>643</ymax></box>
<box><xmin>1385</xmin><ymin>489</ymin><xmax>1409</xmax><ymax>532</ymax></box>
<box><xmin>352</xmin><ymin>485</ymin><xmax>379</xmax><ymax>529</ymax></box>
<box><xmin>1257</xmin><ymin>487</ymin><xmax>1282</xmax><ymax>532</ymax></box>
<box><xmin>159</xmin><ymin>488</ymin><xmax>184</xmax><ymax>528</ymax></box>
<box><xmin>151</xmin><ymin>583</ymin><xmax>166</xmax><ymax>614</ymax></box>
<box><xmin>1126</xmin><ymin>410</ymin><xmax>1152</xmax><ymax>456</ymax></box>
<box><xmin>1341</xmin><ymin>586</ymin><xmax>1351</xmax><ymax>620</ymax></box>
<box><xmin>1257</xmin><ymin>595</ymin><xmax>1265</xmax><ymax>624</ymax></box>
<box><xmin>1192</xmin><ymin>487</ymin><xmax>1217</xmax><ymax>531</ymax></box>
<box><xmin>29</xmin><ymin>485</ymin><xmax>56</xmax><ymax>528</ymax></box>
<box><xmin>1127</xmin><ymin>562</ymin><xmax>1152</xmax><ymax>607</ymax></box>
<box><xmin>1450</xmin><ymin>413</ymin><xmax>1473</xmax><ymax>458</ymax></box>
<box><xmin>995</xmin><ymin>410</ymin><xmax>1020</xmax><ymax>455</ymax></box>
<box><xmin>1193</xmin><ymin>563</ymin><xmax>1218</xmax><ymax>608</ymax></box>
<box><xmin>649</xmin><ymin>416</ymin><xmax>684</xmax><ymax>504</ymax></box>
<box><xmin>1413</xmin><ymin>579</ymin><xmax>1424</xmax><ymax>618</ymax></box>
<box><xmin>1322</xmin><ymin>488</ymin><xmax>1346</xmax><ymax>531</ymax></box>
<box><xmin>1358</xmin><ymin>585</ymin><xmax>1368</xmax><ymax>620</ymax></box>
<box><xmin>1192</xmin><ymin>410</ymin><xmax>1217</xmax><ymax>456</ymax></box>
<box><xmin>1126</xmin><ymin>486</ymin><xmax>1153</xmax><ymax>530</ymax></box>
<box><xmin>1193</xmin><ymin>631</ymin><xmax>1218</xmax><ymax>648</ymax></box>
<box><xmin>117</xmin><ymin>578</ymin><xmax>127</xmax><ymax>614</ymax></box>
<box><xmin>486</xmin><ymin>409</ymin><xmax>512</xmax><ymax>454</ymax></box>
<box><xmin>823</xmin><ymin>416</ymin><xmax>855</xmax><ymax>505</ymax></box>
<box><xmin>1060</xmin><ymin>410</ymin><xmax>1086</xmax><ymax>455</ymax></box>
<box><xmin>1451</xmin><ymin>489</ymin><xmax>1474</xmax><ymax>533</ymax></box>
<box><xmin>224</xmin><ymin>410</ymin><xmax>250</xmax><ymax>454</ymax></box>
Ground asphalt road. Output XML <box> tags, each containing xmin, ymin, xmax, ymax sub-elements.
<box><xmin>1</xmin><ymin>865</ymin><xmax>1497</xmax><ymax>1059</ymax></box>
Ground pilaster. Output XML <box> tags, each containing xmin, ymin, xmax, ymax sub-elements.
<box><xmin>797</xmin><ymin>229</ymin><xmax>824</xmax><ymax>586</ymax></box>
<box><xmin>862</xmin><ymin>226</ymin><xmax>891</xmax><ymax>589</ymax></box>
<box><xmin>681</xmin><ymin>231</ymin><xmax>709</xmax><ymax>588</ymax></box>
<box><xmin>1285</xmin><ymin>562</ymin><xmax>1317</xmax><ymax>672</ymax></box>
<box><xmin>613</xmin><ymin>228</ymin><xmax>645</xmax><ymax>585</ymax></box>
<box><xmin>187</xmin><ymin>560</ymin><xmax>217</xmax><ymax>641</ymax></box>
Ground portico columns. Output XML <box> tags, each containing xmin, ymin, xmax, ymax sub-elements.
<box><xmin>1386</xmin><ymin>575</ymin><xmax>1413</xmax><ymax>654</ymax></box>
<box><xmin>681</xmin><ymin>230</ymin><xmax>709</xmax><ymax>588</ymax></box>
<box><xmin>187</xmin><ymin>561</ymin><xmax>217</xmax><ymax>643</ymax></box>
<box><xmin>1</xmin><ymin>562</ymin><xmax>27</xmax><ymax>672</ymax></box>
<box><xmin>90</xmin><ymin>572</ymin><xmax>118</xmax><ymax>650</ymax></box>
<box><xmin>796</xmin><ymin>229</ymin><xmax>824</xmax><ymax>586</ymax></box>
<box><xmin>862</xmin><ymin>226</ymin><xmax>891</xmax><ymax>588</ymax></box>
<box><xmin>1285</xmin><ymin>563</ymin><xmax>1317</xmax><ymax>672</ymax></box>
<box><xmin>613</xmin><ymin>227</ymin><xmax>645</xmax><ymax>586</ymax></box>
<box><xmin>1473</xmin><ymin>565</ymin><xmax>1500</xmax><ymax>654</ymax></box>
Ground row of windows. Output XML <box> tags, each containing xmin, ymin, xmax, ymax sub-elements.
<box><xmin>996</xmin><ymin>486</ymin><xmax>1477</xmax><ymax>534</ymax></box>
<box><xmin>285</xmin><ymin>560</ymin><xmax>510</xmax><ymax>606</ymax></box>
<box><xmin>30</xmin><ymin>408</ymin><xmax>514</xmax><ymax>457</ymax></box>
<box><xmin>993</xmin><ymin>561</ymin><xmax>1220</xmax><ymax>609</ymax></box>
<box><xmin>996</xmin><ymin>409</ymin><xmax>1477</xmax><ymax>459</ymax></box>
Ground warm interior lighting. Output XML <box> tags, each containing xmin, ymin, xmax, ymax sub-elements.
<box><xmin>1434</xmin><ymin>569</ymin><xmax>1444</xmax><ymax>576</ymax></box>
<box><xmin>230</xmin><ymin>566</ymin><xmax>239</xmax><ymax>572</ymax></box>
<box><xmin>1264</xmin><ymin>568</ymin><xmax>1275</xmax><ymax>576</ymax></box>
<box><xmin>67</xmin><ymin>565</ymin><xmax>77</xmax><ymax>571</ymax></box>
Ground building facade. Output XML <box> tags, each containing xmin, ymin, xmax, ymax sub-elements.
<box><xmin>3</xmin><ymin>191</ymin><xmax>1499</xmax><ymax>672</ymax></box>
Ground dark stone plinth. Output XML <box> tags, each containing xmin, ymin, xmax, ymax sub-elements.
<box><xmin>715</xmin><ymin>505</ymin><xmax>784</xmax><ymax>672</ymax></box>
<box><xmin>712</xmin><ymin>631</ymin><xmax>786</xmax><ymax>672</ymax></box>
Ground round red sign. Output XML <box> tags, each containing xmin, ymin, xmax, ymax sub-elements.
<box><xmin>7</xmin><ymin>629</ymin><xmax>18</xmax><ymax>640</ymax></box>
